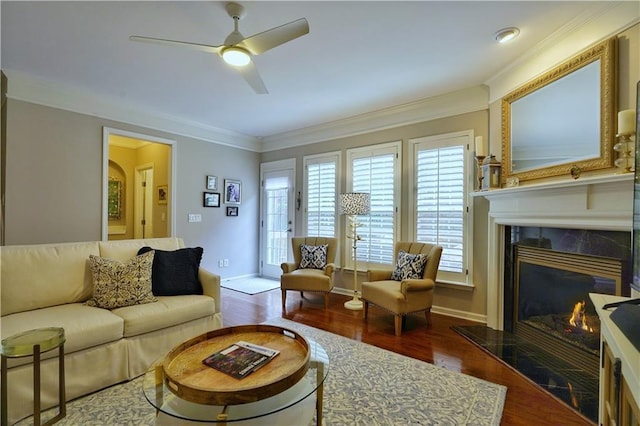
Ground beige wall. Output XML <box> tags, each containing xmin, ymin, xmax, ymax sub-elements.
<box><xmin>4</xmin><ymin>100</ymin><xmax>261</xmax><ymax>278</ymax></box>
<box><xmin>261</xmin><ymin>110</ymin><xmax>491</xmax><ymax>320</ymax></box>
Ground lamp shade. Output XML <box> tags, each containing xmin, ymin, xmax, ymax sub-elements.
<box><xmin>340</xmin><ymin>193</ymin><xmax>370</xmax><ymax>216</ymax></box>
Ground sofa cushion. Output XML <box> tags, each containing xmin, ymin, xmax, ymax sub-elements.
<box><xmin>0</xmin><ymin>241</ymin><xmax>99</xmax><ymax>316</ymax></box>
<box><xmin>390</xmin><ymin>250</ymin><xmax>428</xmax><ymax>281</ymax></box>
<box><xmin>137</xmin><ymin>246</ymin><xmax>204</xmax><ymax>296</ymax></box>
<box><xmin>86</xmin><ymin>251</ymin><xmax>157</xmax><ymax>309</ymax></box>
<box><xmin>299</xmin><ymin>244</ymin><xmax>328</xmax><ymax>269</ymax></box>
<box><xmin>111</xmin><ymin>295</ymin><xmax>216</xmax><ymax>337</ymax></box>
<box><xmin>1</xmin><ymin>303</ymin><xmax>124</xmax><ymax>367</ymax></box>
<box><xmin>98</xmin><ymin>237</ymin><xmax>183</xmax><ymax>262</ymax></box>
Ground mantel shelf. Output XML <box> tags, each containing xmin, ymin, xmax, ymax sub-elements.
<box><xmin>470</xmin><ymin>172</ymin><xmax>633</xmax><ymax>199</ymax></box>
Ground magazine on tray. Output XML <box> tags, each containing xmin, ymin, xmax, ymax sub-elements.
<box><xmin>202</xmin><ymin>340</ymin><xmax>280</xmax><ymax>379</ymax></box>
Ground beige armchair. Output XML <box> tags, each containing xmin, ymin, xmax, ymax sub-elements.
<box><xmin>362</xmin><ymin>241</ymin><xmax>442</xmax><ymax>336</ymax></box>
<box><xmin>280</xmin><ymin>237</ymin><xmax>338</xmax><ymax>310</ymax></box>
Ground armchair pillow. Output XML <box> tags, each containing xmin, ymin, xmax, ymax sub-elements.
<box><xmin>299</xmin><ymin>244</ymin><xmax>328</xmax><ymax>269</ymax></box>
<box><xmin>390</xmin><ymin>250</ymin><xmax>428</xmax><ymax>281</ymax></box>
<box><xmin>137</xmin><ymin>246</ymin><xmax>204</xmax><ymax>296</ymax></box>
<box><xmin>86</xmin><ymin>251</ymin><xmax>157</xmax><ymax>309</ymax></box>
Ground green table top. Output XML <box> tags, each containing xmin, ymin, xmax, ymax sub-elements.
<box><xmin>1</xmin><ymin>327</ymin><xmax>65</xmax><ymax>357</ymax></box>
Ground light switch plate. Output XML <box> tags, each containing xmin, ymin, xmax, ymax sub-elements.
<box><xmin>188</xmin><ymin>214</ymin><xmax>202</xmax><ymax>223</ymax></box>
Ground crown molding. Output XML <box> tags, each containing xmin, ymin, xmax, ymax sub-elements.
<box><xmin>4</xmin><ymin>70</ymin><xmax>262</xmax><ymax>152</ymax></box>
<box><xmin>260</xmin><ymin>85</ymin><xmax>489</xmax><ymax>152</ymax></box>
<box><xmin>5</xmin><ymin>69</ymin><xmax>489</xmax><ymax>154</ymax></box>
<box><xmin>486</xmin><ymin>2</ymin><xmax>639</xmax><ymax>103</ymax></box>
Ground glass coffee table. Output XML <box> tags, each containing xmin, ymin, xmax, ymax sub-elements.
<box><xmin>143</xmin><ymin>325</ymin><xmax>329</xmax><ymax>425</ymax></box>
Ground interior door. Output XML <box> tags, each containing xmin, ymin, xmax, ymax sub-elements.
<box><xmin>260</xmin><ymin>160</ymin><xmax>295</xmax><ymax>279</ymax></box>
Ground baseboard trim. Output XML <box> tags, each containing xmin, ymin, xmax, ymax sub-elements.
<box><xmin>331</xmin><ymin>287</ymin><xmax>487</xmax><ymax>324</ymax></box>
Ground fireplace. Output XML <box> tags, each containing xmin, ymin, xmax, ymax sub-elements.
<box><xmin>503</xmin><ymin>227</ymin><xmax>631</xmax><ymax>377</ymax></box>
<box><xmin>471</xmin><ymin>174</ymin><xmax>634</xmax><ymax>422</ymax></box>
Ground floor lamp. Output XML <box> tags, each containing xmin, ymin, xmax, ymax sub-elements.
<box><xmin>340</xmin><ymin>192</ymin><xmax>370</xmax><ymax>310</ymax></box>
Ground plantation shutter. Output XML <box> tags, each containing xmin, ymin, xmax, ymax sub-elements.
<box><xmin>306</xmin><ymin>159</ymin><xmax>337</xmax><ymax>237</ymax></box>
<box><xmin>415</xmin><ymin>145</ymin><xmax>465</xmax><ymax>273</ymax></box>
<box><xmin>350</xmin><ymin>147</ymin><xmax>398</xmax><ymax>265</ymax></box>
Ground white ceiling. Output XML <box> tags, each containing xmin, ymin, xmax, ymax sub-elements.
<box><xmin>0</xmin><ymin>1</ymin><xmax>628</xmax><ymax>146</ymax></box>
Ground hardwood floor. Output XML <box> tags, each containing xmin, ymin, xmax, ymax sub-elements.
<box><xmin>220</xmin><ymin>287</ymin><xmax>594</xmax><ymax>425</ymax></box>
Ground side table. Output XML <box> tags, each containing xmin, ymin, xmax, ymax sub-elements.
<box><xmin>1</xmin><ymin>327</ymin><xmax>66</xmax><ymax>426</ymax></box>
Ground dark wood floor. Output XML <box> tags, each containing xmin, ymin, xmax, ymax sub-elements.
<box><xmin>221</xmin><ymin>287</ymin><xmax>594</xmax><ymax>425</ymax></box>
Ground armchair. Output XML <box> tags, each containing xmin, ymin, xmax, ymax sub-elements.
<box><xmin>362</xmin><ymin>241</ymin><xmax>442</xmax><ymax>336</ymax></box>
<box><xmin>280</xmin><ymin>237</ymin><xmax>338</xmax><ymax>310</ymax></box>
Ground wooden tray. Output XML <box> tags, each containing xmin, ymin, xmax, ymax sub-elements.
<box><xmin>161</xmin><ymin>325</ymin><xmax>310</xmax><ymax>406</ymax></box>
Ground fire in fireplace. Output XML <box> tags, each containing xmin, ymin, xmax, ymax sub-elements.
<box><xmin>509</xmin><ymin>229</ymin><xmax>629</xmax><ymax>377</ymax></box>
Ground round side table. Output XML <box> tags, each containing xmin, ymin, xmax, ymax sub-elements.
<box><xmin>1</xmin><ymin>327</ymin><xmax>66</xmax><ymax>426</ymax></box>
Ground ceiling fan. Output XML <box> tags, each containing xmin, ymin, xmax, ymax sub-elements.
<box><xmin>130</xmin><ymin>2</ymin><xmax>309</xmax><ymax>94</ymax></box>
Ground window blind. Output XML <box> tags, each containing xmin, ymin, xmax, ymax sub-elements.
<box><xmin>352</xmin><ymin>152</ymin><xmax>396</xmax><ymax>264</ymax></box>
<box><xmin>306</xmin><ymin>159</ymin><xmax>337</xmax><ymax>237</ymax></box>
<box><xmin>415</xmin><ymin>145</ymin><xmax>465</xmax><ymax>273</ymax></box>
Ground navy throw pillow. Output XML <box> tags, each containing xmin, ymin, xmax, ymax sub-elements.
<box><xmin>137</xmin><ymin>246</ymin><xmax>204</xmax><ymax>296</ymax></box>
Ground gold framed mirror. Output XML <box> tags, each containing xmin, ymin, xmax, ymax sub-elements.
<box><xmin>501</xmin><ymin>37</ymin><xmax>617</xmax><ymax>184</ymax></box>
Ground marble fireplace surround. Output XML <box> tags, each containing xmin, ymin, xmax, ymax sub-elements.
<box><xmin>477</xmin><ymin>173</ymin><xmax>635</xmax><ymax>330</ymax></box>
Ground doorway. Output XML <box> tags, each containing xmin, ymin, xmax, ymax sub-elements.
<box><xmin>260</xmin><ymin>159</ymin><xmax>295</xmax><ymax>279</ymax></box>
<box><xmin>102</xmin><ymin>127</ymin><xmax>176</xmax><ymax>241</ymax></box>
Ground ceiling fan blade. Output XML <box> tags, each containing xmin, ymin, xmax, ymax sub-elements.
<box><xmin>238</xmin><ymin>18</ymin><xmax>309</xmax><ymax>55</ymax></box>
<box><xmin>129</xmin><ymin>36</ymin><xmax>222</xmax><ymax>54</ymax></box>
<box><xmin>235</xmin><ymin>59</ymin><xmax>268</xmax><ymax>94</ymax></box>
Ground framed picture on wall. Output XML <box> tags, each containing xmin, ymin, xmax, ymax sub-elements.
<box><xmin>226</xmin><ymin>206</ymin><xmax>238</xmax><ymax>216</ymax></box>
<box><xmin>157</xmin><ymin>185</ymin><xmax>168</xmax><ymax>205</ymax></box>
<box><xmin>224</xmin><ymin>179</ymin><xmax>241</xmax><ymax>205</ymax></box>
<box><xmin>206</xmin><ymin>175</ymin><xmax>218</xmax><ymax>190</ymax></box>
<box><xmin>203</xmin><ymin>192</ymin><xmax>220</xmax><ymax>207</ymax></box>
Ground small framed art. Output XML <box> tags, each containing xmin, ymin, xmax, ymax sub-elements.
<box><xmin>206</xmin><ymin>175</ymin><xmax>218</xmax><ymax>190</ymax></box>
<box><xmin>224</xmin><ymin>179</ymin><xmax>241</xmax><ymax>205</ymax></box>
<box><xmin>226</xmin><ymin>206</ymin><xmax>238</xmax><ymax>216</ymax></box>
<box><xmin>157</xmin><ymin>185</ymin><xmax>168</xmax><ymax>205</ymax></box>
<box><xmin>203</xmin><ymin>192</ymin><xmax>220</xmax><ymax>207</ymax></box>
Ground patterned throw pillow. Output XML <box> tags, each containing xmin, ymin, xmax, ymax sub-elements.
<box><xmin>86</xmin><ymin>251</ymin><xmax>157</xmax><ymax>309</ymax></box>
<box><xmin>390</xmin><ymin>250</ymin><xmax>428</xmax><ymax>281</ymax></box>
<box><xmin>299</xmin><ymin>244</ymin><xmax>328</xmax><ymax>269</ymax></box>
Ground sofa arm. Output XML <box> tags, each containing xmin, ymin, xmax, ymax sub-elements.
<box><xmin>323</xmin><ymin>263</ymin><xmax>336</xmax><ymax>277</ymax></box>
<box><xmin>281</xmin><ymin>262</ymin><xmax>299</xmax><ymax>273</ymax></box>
<box><xmin>401</xmin><ymin>278</ymin><xmax>435</xmax><ymax>295</ymax></box>
<box><xmin>199</xmin><ymin>267</ymin><xmax>221</xmax><ymax>313</ymax></box>
<box><xmin>367</xmin><ymin>268</ymin><xmax>393</xmax><ymax>281</ymax></box>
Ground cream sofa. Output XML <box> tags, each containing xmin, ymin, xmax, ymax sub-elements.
<box><xmin>1</xmin><ymin>237</ymin><xmax>223</xmax><ymax>424</ymax></box>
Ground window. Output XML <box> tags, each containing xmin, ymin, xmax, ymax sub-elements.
<box><xmin>347</xmin><ymin>142</ymin><xmax>400</xmax><ymax>266</ymax></box>
<box><xmin>409</xmin><ymin>131</ymin><xmax>472</xmax><ymax>285</ymax></box>
<box><xmin>303</xmin><ymin>152</ymin><xmax>340</xmax><ymax>237</ymax></box>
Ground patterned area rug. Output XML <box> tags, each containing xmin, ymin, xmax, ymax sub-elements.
<box><xmin>29</xmin><ymin>318</ymin><xmax>506</xmax><ymax>425</ymax></box>
<box><xmin>221</xmin><ymin>277</ymin><xmax>280</xmax><ymax>294</ymax></box>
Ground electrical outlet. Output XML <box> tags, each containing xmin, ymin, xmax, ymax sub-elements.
<box><xmin>188</xmin><ymin>214</ymin><xmax>202</xmax><ymax>223</ymax></box>
<box><xmin>218</xmin><ymin>260</ymin><xmax>224</xmax><ymax>268</ymax></box>
<box><xmin>223</xmin><ymin>259</ymin><xmax>229</xmax><ymax>267</ymax></box>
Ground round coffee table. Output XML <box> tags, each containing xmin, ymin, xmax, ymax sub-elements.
<box><xmin>143</xmin><ymin>325</ymin><xmax>329</xmax><ymax>425</ymax></box>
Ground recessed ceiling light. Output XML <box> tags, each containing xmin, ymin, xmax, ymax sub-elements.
<box><xmin>495</xmin><ymin>27</ymin><xmax>520</xmax><ymax>44</ymax></box>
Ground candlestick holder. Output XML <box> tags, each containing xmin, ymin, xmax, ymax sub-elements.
<box><xmin>614</xmin><ymin>133</ymin><xmax>635</xmax><ymax>174</ymax></box>
<box><xmin>475</xmin><ymin>155</ymin><xmax>486</xmax><ymax>191</ymax></box>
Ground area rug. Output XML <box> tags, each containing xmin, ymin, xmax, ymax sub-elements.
<box><xmin>221</xmin><ymin>277</ymin><xmax>280</xmax><ymax>294</ymax></box>
<box><xmin>29</xmin><ymin>319</ymin><xmax>506</xmax><ymax>425</ymax></box>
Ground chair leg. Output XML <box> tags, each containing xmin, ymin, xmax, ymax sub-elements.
<box><xmin>281</xmin><ymin>289</ymin><xmax>287</xmax><ymax>311</ymax></box>
<box><xmin>300</xmin><ymin>291</ymin><xmax>304</xmax><ymax>297</ymax></box>
<box><xmin>425</xmin><ymin>309</ymin><xmax>432</xmax><ymax>327</ymax></box>
<box><xmin>324</xmin><ymin>293</ymin><xmax>329</xmax><ymax>310</ymax></box>
<box><xmin>394</xmin><ymin>315</ymin><xmax>403</xmax><ymax>336</ymax></box>
<box><xmin>363</xmin><ymin>301</ymin><xmax>369</xmax><ymax>320</ymax></box>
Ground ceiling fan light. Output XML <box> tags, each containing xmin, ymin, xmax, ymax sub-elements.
<box><xmin>222</xmin><ymin>47</ymin><xmax>251</xmax><ymax>67</ymax></box>
<box><xmin>495</xmin><ymin>27</ymin><xmax>520</xmax><ymax>44</ymax></box>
